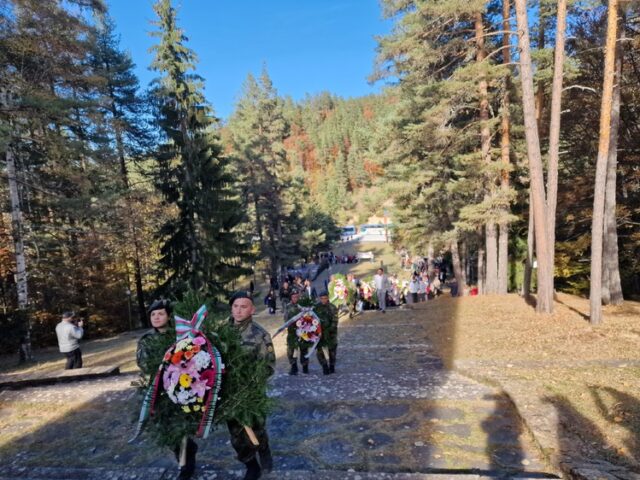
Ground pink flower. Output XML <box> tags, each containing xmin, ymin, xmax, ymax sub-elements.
<box><xmin>164</xmin><ymin>361</ymin><xmax>200</xmax><ymax>389</ymax></box>
<box><xmin>193</xmin><ymin>336</ymin><xmax>206</xmax><ymax>346</ymax></box>
<box><xmin>190</xmin><ymin>379</ymin><xmax>210</xmax><ymax>398</ymax></box>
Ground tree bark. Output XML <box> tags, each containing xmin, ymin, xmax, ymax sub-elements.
<box><xmin>515</xmin><ymin>0</ymin><xmax>554</xmax><ymax>313</ymax></box>
<box><xmin>535</xmin><ymin>19</ymin><xmax>546</xmax><ymax>136</ymax></box>
<box><xmin>451</xmin><ymin>239</ymin><xmax>467</xmax><ymax>296</ymax></box>
<box><xmin>475</xmin><ymin>12</ymin><xmax>498</xmax><ymax>294</ymax></box>
<box><xmin>602</xmin><ymin>9</ymin><xmax>624</xmax><ymax>306</ymax></box>
<box><xmin>477</xmin><ymin>241</ymin><xmax>485</xmax><ymax>295</ymax></box>
<box><xmin>498</xmin><ymin>0</ymin><xmax>512</xmax><ymax>295</ymax></box>
<box><xmin>523</xmin><ymin>190</ymin><xmax>535</xmax><ymax>297</ymax></box>
<box><xmin>545</xmin><ymin>0</ymin><xmax>567</xmax><ymax>301</ymax></box>
<box><xmin>6</xmin><ymin>145</ymin><xmax>34</xmax><ymax>362</ymax></box>
<box><xmin>6</xmin><ymin>148</ymin><xmax>28</xmax><ymax>309</ymax></box>
<box><xmin>590</xmin><ymin>0</ymin><xmax>619</xmax><ymax>325</ymax></box>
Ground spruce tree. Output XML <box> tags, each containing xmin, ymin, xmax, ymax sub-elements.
<box><xmin>227</xmin><ymin>67</ymin><xmax>303</xmax><ymax>277</ymax></box>
<box><xmin>149</xmin><ymin>0</ymin><xmax>245</xmax><ymax>297</ymax></box>
<box><xmin>89</xmin><ymin>13</ymin><xmax>152</xmax><ymax>326</ymax></box>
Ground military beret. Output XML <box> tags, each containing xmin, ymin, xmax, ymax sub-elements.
<box><xmin>147</xmin><ymin>299</ymin><xmax>172</xmax><ymax>315</ymax></box>
<box><xmin>318</xmin><ymin>290</ymin><xmax>329</xmax><ymax>297</ymax></box>
<box><xmin>289</xmin><ymin>287</ymin><xmax>302</xmax><ymax>296</ymax></box>
<box><xmin>229</xmin><ymin>290</ymin><xmax>254</xmax><ymax>306</ymax></box>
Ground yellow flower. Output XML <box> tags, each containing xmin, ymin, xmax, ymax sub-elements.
<box><xmin>193</xmin><ymin>405</ymin><xmax>201</xmax><ymax>412</ymax></box>
<box><xmin>179</xmin><ymin>374</ymin><xmax>192</xmax><ymax>388</ymax></box>
<box><xmin>182</xmin><ymin>406</ymin><xmax>191</xmax><ymax>413</ymax></box>
<box><xmin>197</xmin><ymin>397</ymin><xmax>204</xmax><ymax>403</ymax></box>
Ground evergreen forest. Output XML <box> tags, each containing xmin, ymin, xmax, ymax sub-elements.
<box><xmin>1</xmin><ymin>0</ymin><xmax>638</xmax><ymax>351</ymax></box>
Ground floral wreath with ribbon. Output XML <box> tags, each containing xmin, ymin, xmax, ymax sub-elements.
<box><xmin>328</xmin><ymin>273</ymin><xmax>355</xmax><ymax>307</ymax></box>
<box><xmin>130</xmin><ymin>305</ymin><xmax>224</xmax><ymax>442</ymax></box>
<box><xmin>273</xmin><ymin>306</ymin><xmax>322</xmax><ymax>358</ymax></box>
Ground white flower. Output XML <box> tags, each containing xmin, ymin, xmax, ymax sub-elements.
<box><xmin>176</xmin><ymin>388</ymin><xmax>195</xmax><ymax>405</ymax></box>
<box><xmin>166</xmin><ymin>385</ymin><xmax>177</xmax><ymax>403</ymax></box>
<box><xmin>176</xmin><ymin>339</ymin><xmax>191</xmax><ymax>351</ymax></box>
<box><xmin>193</xmin><ymin>350</ymin><xmax>211</xmax><ymax>369</ymax></box>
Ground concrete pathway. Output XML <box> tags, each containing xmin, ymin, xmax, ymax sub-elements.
<box><xmin>0</xmin><ymin>305</ymin><xmax>558</xmax><ymax>480</ymax></box>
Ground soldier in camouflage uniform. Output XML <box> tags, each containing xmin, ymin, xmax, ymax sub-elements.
<box><xmin>284</xmin><ymin>288</ymin><xmax>309</xmax><ymax>375</ymax></box>
<box><xmin>136</xmin><ymin>300</ymin><xmax>200</xmax><ymax>480</ymax></box>
<box><xmin>228</xmin><ymin>291</ymin><xmax>276</xmax><ymax>480</ymax></box>
<box><xmin>314</xmin><ymin>291</ymin><xmax>339</xmax><ymax>374</ymax></box>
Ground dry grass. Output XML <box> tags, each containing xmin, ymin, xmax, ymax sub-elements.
<box><xmin>408</xmin><ymin>293</ymin><xmax>640</xmax><ymax>470</ymax></box>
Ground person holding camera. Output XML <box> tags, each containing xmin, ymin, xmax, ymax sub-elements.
<box><xmin>55</xmin><ymin>311</ymin><xmax>84</xmax><ymax>369</ymax></box>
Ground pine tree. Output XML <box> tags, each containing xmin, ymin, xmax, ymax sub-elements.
<box><xmin>89</xmin><ymin>12</ymin><xmax>153</xmax><ymax>326</ymax></box>
<box><xmin>590</xmin><ymin>0</ymin><xmax>619</xmax><ymax>324</ymax></box>
<box><xmin>149</xmin><ymin>0</ymin><xmax>245</xmax><ymax>297</ymax></box>
<box><xmin>227</xmin><ymin>67</ymin><xmax>303</xmax><ymax>277</ymax></box>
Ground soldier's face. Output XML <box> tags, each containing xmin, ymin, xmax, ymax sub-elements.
<box><xmin>232</xmin><ymin>298</ymin><xmax>255</xmax><ymax>323</ymax></box>
<box><xmin>320</xmin><ymin>295</ymin><xmax>329</xmax><ymax>305</ymax></box>
<box><xmin>150</xmin><ymin>309</ymin><xmax>169</xmax><ymax>332</ymax></box>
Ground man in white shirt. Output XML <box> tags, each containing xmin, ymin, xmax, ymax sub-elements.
<box><xmin>55</xmin><ymin>311</ymin><xmax>84</xmax><ymax>369</ymax></box>
<box><xmin>373</xmin><ymin>268</ymin><xmax>388</xmax><ymax>314</ymax></box>
<box><xmin>408</xmin><ymin>275</ymin><xmax>420</xmax><ymax>304</ymax></box>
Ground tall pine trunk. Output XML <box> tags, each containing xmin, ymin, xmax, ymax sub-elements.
<box><xmin>590</xmin><ymin>0</ymin><xmax>619</xmax><ymax>324</ymax></box>
<box><xmin>515</xmin><ymin>0</ymin><xmax>554</xmax><ymax>313</ymax></box>
<box><xmin>451</xmin><ymin>239</ymin><xmax>467</xmax><ymax>296</ymax></box>
<box><xmin>475</xmin><ymin>12</ymin><xmax>498</xmax><ymax>294</ymax></box>
<box><xmin>602</xmin><ymin>8</ymin><xmax>624</xmax><ymax>306</ymax></box>
<box><xmin>525</xmin><ymin>17</ymin><xmax>544</xmax><ymax>300</ymax></box>
<box><xmin>6</xmin><ymin>146</ymin><xmax>33</xmax><ymax>361</ymax></box>
<box><xmin>523</xmin><ymin>190</ymin><xmax>535</xmax><ymax>296</ymax></box>
<box><xmin>115</xmin><ymin>122</ymin><xmax>148</xmax><ymax>328</ymax></box>
<box><xmin>477</xmin><ymin>240</ymin><xmax>485</xmax><ymax>295</ymax></box>
<box><xmin>498</xmin><ymin>0</ymin><xmax>511</xmax><ymax>295</ymax></box>
<box><xmin>545</xmin><ymin>0</ymin><xmax>568</xmax><ymax>300</ymax></box>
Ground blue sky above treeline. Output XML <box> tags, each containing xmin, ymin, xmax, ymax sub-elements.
<box><xmin>108</xmin><ymin>0</ymin><xmax>392</xmax><ymax>120</ymax></box>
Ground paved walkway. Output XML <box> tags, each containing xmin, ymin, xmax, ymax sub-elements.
<box><xmin>0</xmin><ymin>306</ymin><xmax>559</xmax><ymax>480</ymax></box>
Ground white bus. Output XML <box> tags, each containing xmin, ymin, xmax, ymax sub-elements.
<box><xmin>341</xmin><ymin>225</ymin><xmax>356</xmax><ymax>241</ymax></box>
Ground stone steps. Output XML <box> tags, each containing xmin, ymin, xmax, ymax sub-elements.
<box><xmin>0</xmin><ymin>466</ymin><xmax>561</xmax><ymax>480</ymax></box>
<box><xmin>0</xmin><ymin>365</ymin><xmax>120</xmax><ymax>390</ymax></box>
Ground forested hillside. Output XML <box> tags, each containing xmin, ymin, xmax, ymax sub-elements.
<box><xmin>1</xmin><ymin>0</ymin><xmax>638</xmax><ymax>351</ymax></box>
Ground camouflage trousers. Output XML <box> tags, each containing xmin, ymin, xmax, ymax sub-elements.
<box><xmin>316</xmin><ymin>345</ymin><xmax>337</xmax><ymax>368</ymax></box>
<box><xmin>286</xmin><ymin>344</ymin><xmax>309</xmax><ymax>367</ymax></box>
<box><xmin>227</xmin><ymin>418</ymin><xmax>270</xmax><ymax>464</ymax></box>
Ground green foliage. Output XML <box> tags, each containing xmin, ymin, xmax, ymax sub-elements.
<box><xmin>226</xmin><ymin>67</ymin><xmax>304</xmax><ymax>274</ymax></box>
<box><xmin>149</xmin><ymin>0</ymin><xmax>247</xmax><ymax>299</ymax></box>
<box><xmin>328</xmin><ymin>273</ymin><xmax>356</xmax><ymax>306</ymax></box>
<box><xmin>138</xmin><ymin>291</ymin><xmax>273</xmax><ymax>449</ymax></box>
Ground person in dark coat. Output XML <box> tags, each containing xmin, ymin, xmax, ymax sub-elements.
<box><xmin>314</xmin><ymin>291</ymin><xmax>339</xmax><ymax>374</ymax></box>
<box><xmin>228</xmin><ymin>291</ymin><xmax>276</xmax><ymax>480</ymax></box>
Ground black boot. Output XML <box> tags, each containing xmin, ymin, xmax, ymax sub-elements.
<box><xmin>321</xmin><ymin>363</ymin><xmax>330</xmax><ymax>375</ymax></box>
<box><xmin>289</xmin><ymin>361</ymin><xmax>298</xmax><ymax>375</ymax></box>
<box><xmin>176</xmin><ymin>439</ymin><xmax>198</xmax><ymax>479</ymax></box>
<box><xmin>243</xmin><ymin>457</ymin><xmax>262</xmax><ymax>480</ymax></box>
<box><xmin>302</xmin><ymin>363</ymin><xmax>309</xmax><ymax>374</ymax></box>
<box><xmin>260</xmin><ymin>446</ymin><xmax>273</xmax><ymax>473</ymax></box>
<box><xmin>329</xmin><ymin>364</ymin><xmax>335</xmax><ymax>374</ymax></box>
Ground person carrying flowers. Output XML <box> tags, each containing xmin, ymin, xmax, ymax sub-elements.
<box><xmin>136</xmin><ymin>299</ymin><xmax>200</xmax><ymax>480</ymax></box>
<box><xmin>133</xmin><ymin>294</ymin><xmax>274</xmax><ymax>480</ymax></box>
<box><xmin>227</xmin><ymin>291</ymin><xmax>276</xmax><ymax>480</ymax></box>
<box><xmin>284</xmin><ymin>288</ymin><xmax>309</xmax><ymax>375</ymax></box>
<box><xmin>314</xmin><ymin>290</ymin><xmax>339</xmax><ymax>374</ymax></box>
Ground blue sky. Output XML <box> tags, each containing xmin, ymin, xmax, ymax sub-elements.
<box><xmin>107</xmin><ymin>0</ymin><xmax>392</xmax><ymax>120</ymax></box>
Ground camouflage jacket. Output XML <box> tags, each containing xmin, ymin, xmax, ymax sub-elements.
<box><xmin>136</xmin><ymin>329</ymin><xmax>174</xmax><ymax>375</ymax></box>
<box><xmin>284</xmin><ymin>302</ymin><xmax>302</xmax><ymax>348</ymax></box>
<box><xmin>228</xmin><ymin>317</ymin><xmax>276</xmax><ymax>377</ymax></box>
<box><xmin>314</xmin><ymin>302</ymin><xmax>338</xmax><ymax>348</ymax></box>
